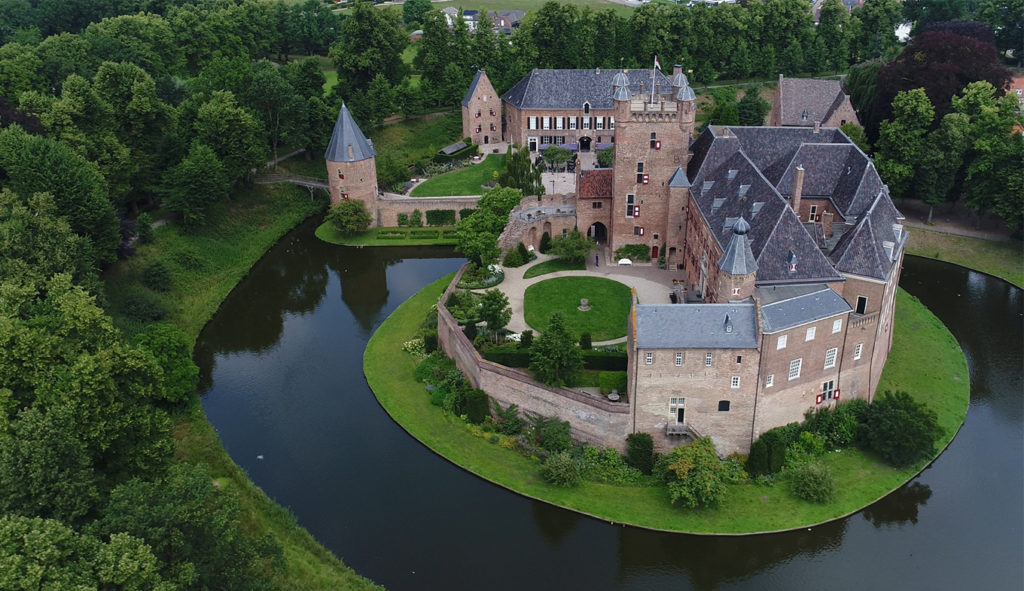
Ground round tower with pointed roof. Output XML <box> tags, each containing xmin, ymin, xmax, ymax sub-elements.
<box><xmin>325</xmin><ymin>103</ymin><xmax>379</xmax><ymax>224</ymax></box>
<box><xmin>716</xmin><ymin>216</ymin><xmax>758</xmax><ymax>302</ymax></box>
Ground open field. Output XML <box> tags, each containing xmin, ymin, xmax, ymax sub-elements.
<box><xmin>411</xmin><ymin>153</ymin><xmax>506</xmax><ymax>196</ymax></box>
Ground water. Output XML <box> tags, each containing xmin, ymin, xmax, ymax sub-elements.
<box><xmin>198</xmin><ymin>220</ymin><xmax>1023</xmax><ymax>590</ymax></box>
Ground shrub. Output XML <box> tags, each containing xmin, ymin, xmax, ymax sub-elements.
<box><xmin>502</xmin><ymin>248</ymin><xmax>525</xmax><ymax>267</ymax></box>
<box><xmin>142</xmin><ymin>260</ymin><xmax>173</xmax><ymax>292</ymax></box>
<box><xmin>422</xmin><ymin>329</ymin><xmax>438</xmax><ymax>353</ymax></box>
<box><xmin>863</xmin><ymin>390</ymin><xmax>943</xmax><ymax>467</ymax></box>
<box><xmin>614</xmin><ymin>244</ymin><xmax>652</xmax><ymax>262</ymax></box>
<box><xmin>746</xmin><ymin>423</ymin><xmax>803</xmax><ymax>476</ymax></box>
<box><xmin>121</xmin><ymin>290</ymin><xmax>168</xmax><ymax>322</ymax></box>
<box><xmin>459</xmin><ymin>208</ymin><xmax>476</xmax><ymax>220</ymax></box>
<box><xmin>803</xmin><ymin>399</ymin><xmax>868</xmax><ymax>449</ymax></box>
<box><xmin>425</xmin><ymin>209</ymin><xmax>456</xmax><ymax>226</ymax></box>
<box><xmin>465</xmin><ymin>388</ymin><xmax>489</xmax><ymax>424</ymax></box>
<box><xmin>626</xmin><ymin>432</ymin><xmax>655</xmax><ymax>475</ymax></box>
<box><xmin>580</xmin><ymin>445</ymin><xmax>645</xmax><ymax>485</ymax></box>
<box><xmin>597</xmin><ymin>145</ymin><xmax>614</xmax><ymax>167</ymax></box>
<box><xmin>579</xmin><ymin>332</ymin><xmax>592</xmax><ymax>350</ymax></box>
<box><xmin>539</xmin><ymin>231</ymin><xmax>552</xmax><ymax>253</ymax></box>
<box><xmin>580</xmin><ymin>350</ymin><xmax>628</xmax><ymax>371</ymax></box>
<box><xmin>326</xmin><ymin>200</ymin><xmax>373</xmax><ymax>235</ymax></box>
<box><xmin>414</xmin><ymin>351</ymin><xmax>448</xmax><ymax>383</ymax></box>
<box><xmin>789</xmin><ymin>462</ymin><xmax>837</xmax><ymax>504</ymax></box>
<box><xmin>519</xmin><ymin>330</ymin><xmax>533</xmax><ymax>349</ymax></box>
<box><xmin>493</xmin><ymin>401</ymin><xmax>525</xmax><ymax>435</ymax></box>
<box><xmin>534</xmin><ymin>416</ymin><xmax>573</xmax><ymax>453</ymax></box>
<box><xmin>482</xmin><ymin>344</ymin><xmax>531</xmax><ymax>367</ymax></box>
<box><xmin>136</xmin><ymin>213</ymin><xmax>154</xmax><ymax>244</ymax></box>
<box><xmin>785</xmin><ymin>431</ymin><xmax>827</xmax><ymax>468</ymax></box>
<box><xmin>516</xmin><ymin>242</ymin><xmax>532</xmax><ymax>263</ymax></box>
<box><xmin>173</xmin><ymin>246</ymin><xmax>205</xmax><ymax>270</ymax></box>
<box><xmin>598</xmin><ymin>371</ymin><xmax>627</xmax><ymax>395</ymax></box>
<box><xmin>397</xmin><ymin>213</ymin><xmax>409</xmax><ymax>227</ymax></box>
<box><xmin>463</xmin><ymin>322</ymin><xmax>477</xmax><ymax>341</ymax></box>
<box><xmin>540</xmin><ymin>451</ymin><xmax>582</xmax><ymax>487</ymax></box>
<box><xmin>662</xmin><ymin>438</ymin><xmax>726</xmax><ymax>509</ymax></box>
<box><xmin>409</xmin><ymin>209</ymin><xmax>423</xmax><ymax>227</ymax></box>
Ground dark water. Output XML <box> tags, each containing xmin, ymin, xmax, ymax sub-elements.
<box><xmin>198</xmin><ymin>220</ymin><xmax>1023</xmax><ymax>590</ymax></box>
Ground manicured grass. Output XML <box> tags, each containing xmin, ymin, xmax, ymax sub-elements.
<box><xmin>522</xmin><ymin>257</ymin><xmax>586</xmax><ymax>279</ymax></box>
<box><xmin>366</xmin><ymin>285</ymin><xmax>968</xmax><ymax>534</ymax></box>
<box><xmin>104</xmin><ymin>186</ymin><xmax>380</xmax><ymax>590</ymax></box>
<box><xmin>906</xmin><ymin>226</ymin><xmax>1023</xmax><ymax>288</ymax></box>
<box><xmin>410</xmin><ymin>154</ymin><xmax>506</xmax><ymax>197</ymax></box>
<box><xmin>524</xmin><ymin>276</ymin><xmax>632</xmax><ymax>341</ymax></box>
<box><xmin>315</xmin><ymin>222</ymin><xmax>458</xmax><ymax>246</ymax></box>
<box><xmin>367</xmin><ymin>112</ymin><xmax>462</xmax><ymax>168</ymax></box>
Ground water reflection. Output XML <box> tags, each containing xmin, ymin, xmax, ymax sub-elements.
<box><xmin>861</xmin><ymin>482</ymin><xmax>932</xmax><ymax>528</ymax></box>
<box><xmin>531</xmin><ymin>501</ymin><xmax>580</xmax><ymax>547</ymax></box>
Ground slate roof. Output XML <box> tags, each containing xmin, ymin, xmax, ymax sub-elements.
<box><xmin>718</xmin><ymin>217</ymin><xmax>757</xmax><ymax>276</ymax></box>
<box><xmin>635</xmin><ymin>304</ymin><xmax>758</xmax><ymax>349</ymax></box>
<box><xmin>757</xmin><ymin>285</ymin><xmax>851</xmax><ymax>332</ymax></box>
<box><xmin>668</xmin><ymin>166</ymin><xmax>690</xmax><ymax>188</ymax></box>
<box><xmin>776</xmin><ymin>76</ymin><xmax>852</xmax><ymax>127</ymax></box>
<box><xmin>502</xmin><ymin>69</ymin><xmax>672</xmax><ymax>110</ymax></box>
<box><xmin>461</xmin><ymin>70</ymin><xmax>486</xmax><ymax>107</ymax></box>
<box><xmin>577</xmin><ymin>168</ymin><xmax>613</xmax><ymax>199</ymax></box>
<box><xmin>325</xmin><ymin>103</ymin><xmax>374</xmax><ymax>163</ymax></box>
<box><xmin>830</xmin><ymin>192</ymin><xmax>906</xmax><ymax>280</ymax></box>
<box><xmin>774</xmin><ymin>141</ymin><xmax>881</xmax><ymax>220</ymax></box>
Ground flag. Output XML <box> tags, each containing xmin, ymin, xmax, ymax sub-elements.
<box><xmin>654</xmin><ymin>56</ymin><xmax>661</xmax><ymax>71</ymax></box>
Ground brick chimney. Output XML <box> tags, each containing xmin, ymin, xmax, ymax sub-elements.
<box><xmin>822</xmin><ymin>210</ymin><xmax>834</xmax><ymax>238</ymax></box>
<box><xmin>792</xmin><ymin>165</ymin><xmax>804</xmax><ymax>220</ymax></box>
<box><xmin>813</xmin><ymin>121</ymin><xmax>820</xmax><ymax>133</ymax></box>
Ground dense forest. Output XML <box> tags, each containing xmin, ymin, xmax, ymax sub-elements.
<box><xmin>0</xmin><ymin>0</ymin><xmax>1020</xmax><ymax>587</ymax></box>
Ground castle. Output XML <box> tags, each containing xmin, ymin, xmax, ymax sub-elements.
<box><xmin>327</xmin><ymin>66</ymin><xmax>906</xmax><ymax>455</ymax></box>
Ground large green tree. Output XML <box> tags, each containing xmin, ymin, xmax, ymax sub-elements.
<box><xmin>530</xmin><ymin>312</ymin><xmax>583</xmax><ymax>387</ymax></box>
<box><xmin>330</xmin><ymin>1</ymin><xmax>407</xmax><ymax>94</ymax></box>
<box><xmin>874</xmin><ymin>88</ymin><xmax>935</xmax><ymax>200</ymax></box>
<box><xmin>326</xmin><ymin>199</ymin><xmax>373</xmax><ymax>236</ymax></box>
<box><xmin>550</xmin><ymin>229</ymin><xmax>595</xmax><ymax>263</ymax></box>
<box><xmin>863</xmin><ymin>390</ymin><xmax>943</xmax><ymax>467</ymax></box>
<box><xmin>479</xmin><ymin>288</ymin><xmax>512</xmax><ymax>337</ymax></box>
<box><xmin>193</xmin><ymin>90</ymin><xmax>266</xmax><ymax>182</ymax></box>
<box><xmin>663</xmin><ymin>437</ymin><xmax>726</xmax><ymax>509</ymax></box>
<box><xmin>160</xmin><ymin>142</ymin><xmax>229</xmax><ymax>226</ymax></box>
<box><xmin>499</xmin><ymin>144</ymin><xmax>544</xmax><ymax>197</ymax></box>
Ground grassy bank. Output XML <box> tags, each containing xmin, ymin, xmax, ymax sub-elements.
<box><xmin>410</xmin><ymin>154</ymin><xmax>506</xmax><ymax>197</ymax></box>
<box><xmin>315</xmin><ymin>222</ymin><xmax>458</xmax><ymax>246</ymax></box>
<box><xmin>367</xmin><ymin>285</ymin><xmax>969</xmax><ymax>534</ymax></box>
<box><xmin>906</xmin><ymin>226</ymin><xmax>1023</xmax><ymax>288</ymax></box>
<box><xmin>104</xmin><ymin>184</ymin><xmax>380</xmax><ymax>590</ymax></box>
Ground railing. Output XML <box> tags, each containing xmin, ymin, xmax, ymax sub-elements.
<box><xmin>850</xmin><ymin>311</ymin><xmax>879</xmax><ymax>329</ymax></box>
<box><xmin>665</xmin><ymin>423</ymin><xmax>702</xmax><ymax>438</ymax></box>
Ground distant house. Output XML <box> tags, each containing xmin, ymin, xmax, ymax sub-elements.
<box><xmin>1009</xmin><ymin>76</ymin><xmax>1024</xmax><ymax>115</ymax></box>
<box><xmin>769</xmin><ymin>74</ymin><xmax>860</xmax><ymax>129</ymax></box>
<box><xmin>488</xmin><ymin>9</ymin><xmax>526</xmax><ymax>32</ymax></box>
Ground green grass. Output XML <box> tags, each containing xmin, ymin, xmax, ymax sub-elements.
<box><xmin>367</xmin><ymin>111</ymin><xmax>462</xmax><ymax>167</ymax></box>
<box><xmin>104</xmin><ymin>186</ymin><xmax>379</xmax><ymax>589</ymax></box>
<box><xmin>523</xmin><ymin>277</ymin><xmax>632</xmax><ymax>341</ymax></box>
<box><xmin>367</xmin><ymin>284</ymin><xmax>969</xmax><ymax>534</ymax></box>
<box><xmin>315</xmin><ymin>222</ymin><xmax>458</xmax><ymax>246</ymax></box>
<box><xmin>522</xmin><ymin>257</ymin><xmax>586</xmax><ymax>279</ymax></box>
<box><xmin>323</xmin><ymin>70</ymin><xmax>337</xmax><ymax>96</ymax></box>
<box><xmin>410</xmin><ymin>154</ymin><xmax>506</xmax><ymax>197</ymax></box>
<box><xmin>906</xmin><ymin>226</ymin><xmax>1023</xmax><ymax>288</ymax></box>
<box><xmin>274</xmin><ymin>156</ymin><xmax>328</xmax><ymax>178</ymax></box>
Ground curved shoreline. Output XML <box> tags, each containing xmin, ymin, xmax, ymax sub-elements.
<box><xmin>365</xmin><ymin>277</ymin><xmax>970</xmax><ymax>535</ymax></box>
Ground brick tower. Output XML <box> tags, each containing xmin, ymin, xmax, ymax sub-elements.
<box><xmin>325</xmin><ymin>103</ymin><xmax>378</xmax><ymax>225</ymax></box>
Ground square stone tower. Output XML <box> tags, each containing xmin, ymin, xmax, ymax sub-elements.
<box><xmin>461</xmin><ymin>70</ymin><xmax>502</xmax><ymax>146</ymax></box>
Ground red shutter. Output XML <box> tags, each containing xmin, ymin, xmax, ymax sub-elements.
<box><xmin>634</xmin><ymin>206</ymin><xmax>640</xmax><ymax>218</ymax></box>
<box><xmin>642</xmin><ymin>174</ymin><xmax>650</xmax><ymax>185</ymax></box>
<box><xmin>816</xmin><ymin>394</ymin><xmax>823</xmax><ymax>405</ymax></box>
<box><xmin>655</xmin><ymin>140</ymin><xmax>661</xmax><ymax>150</ymax></box>
<box><xmin>834</xmin><ymin>388</ymin><xmax>840</xmax><ymax>399</ymax></box>
<box><xmin>342</xmin><ymin>193</ymin><xmax>349</xmax><ymax>200</ymax></box>
<box><xmin>639</xmin><ymin>227</ymin><xmax>645</xmax><ymax>236</ymax></box>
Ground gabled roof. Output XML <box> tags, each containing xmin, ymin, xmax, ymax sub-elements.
<box><xmin>831</xmin><ymin>192</ymin><xmax>906</xmax><ymax>280</ymax></box>
<box><xmin>502</xmin><ymin>69</ymin><xmax>672</xmax><ymax>110</ymax></box>
<box><xmin>776</xmin><ymin>76</ymin><xmax>851</xmax><ymax>127</ymax></box>
<box><xmin>325</xmin><ymin>103</ymin><xmax>375</xmax><ymax>163</ymax></box>
<box><xmin>757</xmin><ymin>285</ymin><xmax>851</xmax><ymax>332</ymax></box>
<box><xmin>461</xmin><ymin>70</ymin><xmax>486</xmax><ymax>107</ymax></box>
<box><xmin>635</xmin><ymin>303</ymin><xmax>758</xmax><ymax>349</ymax></box>
<box><xmin>668</xmin><ymin>166</ymin><xmax>690</xmax><ymax>188</ymax></box>
<box><xmin>577</xmin><ymin>168</ymin><xmax>613</xmax><ymax>199</ymax></box>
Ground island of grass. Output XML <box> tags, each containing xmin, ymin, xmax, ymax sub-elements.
<box><xmin>410</xmin><ymin>154</ymin><xmax>506</xmax><ymax>197</ymax></box>
<box><xmin>315</xmin><ymin>223</ymin><xmax>458</xmax><ymax>246</ymax></box>
<box><xmin>366</xmin><ymin>277</ymin><xmax>969</xmax><ymax>534</ymax></box>
<box><xmin>522</xmin><ymin>257</ymin><xmax>586</xmax><ymax>279</ymax></box>
<box><xmin>524</xmin><ymin>277</ymin><xmax>632</xmax><ymax>341</ymax></box>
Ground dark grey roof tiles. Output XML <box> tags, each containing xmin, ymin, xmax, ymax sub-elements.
<box><xmin>461</xmin><ymin>70</ymin><xmax>486</xmax><ymax>107</ymax></box>
<box><xmin>776</xmin><ymin>144</ymin><xmax>856</xmax><ymax>197</ymax></box>
<box><xmin>757</xmin><ymin>286</ymin><xmax>851</xmax><ymax>332</ymax></box>
<box><xmin>777</xmin><ymin>77</ymin><xmax>847</xmax><ymax>127</ymax></box>
<box><xmin>668</xmin><ymin>166</ymin><xmax>691</xmax><ymax>187</ymax></box>
<box><xmin>718</xmin><ymin>217</ymin><xmax>758</xmax><ymax>276</ymax></box>
<box><xmin>502</xmin><ymin>69</ymin><xmax>672</xmax><ymax>110</ymax></box>
<box><xmin>831</xmin><ymin>192</ymin><xmax>906</xmax><ymax>280</ymax></box>
<box><xmin>635</xmin><ymin>304</ymin><xmax>758</xmax><ymax>349</ymax></box>
<box><xmin>325</xmin><ymin>103</ymin><xmax>375</xmax><ymax>163</ymax></box>
<box><xmin>725</xmin><ymin>127</ymin><xmax>845</xmax><ymax>185</ymax></box>
<box><xmin>676</xmin><ymin>84</ymin><xmax>696</xmax><ymax>101</ymax></box>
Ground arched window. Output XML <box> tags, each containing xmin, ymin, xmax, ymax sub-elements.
<box><xmin>583</xmin><ymin>102</ymin><xmax>590</xmax><ymax>114</ymax></box>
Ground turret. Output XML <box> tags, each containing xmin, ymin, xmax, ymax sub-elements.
<box><xmin>325</xmin><ymin>103</ymin><xmax>379</xmax><ymax>225</ymax></box>
<box><xmin>674</xmin><ymin>69</ymin><xmax>696</xmax><ymax>146</ymax></box>
<box><xmin>717</xmin><ymin>217</ymin><xmax>758</xmax><ymax>301</ymax></box>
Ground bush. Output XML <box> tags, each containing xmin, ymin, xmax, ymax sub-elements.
<box><xmin>136</xmin><ymin>213</ymin><xmax>154</xmax><ymax>244</ymax></box>
<box><xmin>534</xmin><ymin>416</ymin><xmax>573</xmax><ymax>453</ymax></box>
<box><xmin>465</xmin><ymin>388</ymin><xmax>489</xmax><ymax>424</ymax></box>
<box><xmin>409</xmin><ymin>209</ymin><xmax>423</xmax><ymax>227</ymax></box>
<box><xmin>493</xmin><ymin>401</ymin><xmax>525</xmax><ymax>435</ymax></box>
<box><xmin>803</xmin><ymin>399</ymin><xmax>868</xmax><ymax>449</ymax></box>
<box><xmin>662</xmin><ymin>438</ymin><xmax>726</xmax><ymax>509</ymax></box>
<box><xmin>142</xmin><ymin>260</ymin><xmax>173</xmax><ymax>292</ymax></box>
<box><xmin>539</xmin><ymin>231</ymin><xmax>552</xmax><ymax>253</ymax></box>
<box><xmin>540</xmin><ymin>451</ymin><xmax>582</xmax><ymax>487</ymax></box>
<box><xmin>173</xmin><ymin>246</ymin><xmax>205</xmax><ymax>270</ymax></box>
<box><xmin>626</xmin><ymin>433</ymin><xmax>655</xmax><ymax>475</ymax></box>
<box><xmin>516</xmin><ymin>242</ymin><xmax>532</xmax><ymax>263</ymax></box>
<box><xmin>397</xmin><ymin>213</ymin><xmax>409</xmax><ymax>227</ymax></box>
<box><xmin>519</xmin><ymin>330</ymin><xmax>533</xmax><ymax>349</ymax></box>
<box><xmin>863</xmin><ymin>390</ymin><xmax>943</xmax><ymax>467</ymax></box>
<box><xmin>789</xmin><ymin>462</ymin><xmax>837</xmax><ymax>504</ymax></box>
<box><xmin>579</xmin><ymin>332</ymin><xmax>592</xmax><ymax>350</ymax></box>
<box><xmin>580</xmin><ymin>350</ymin><xmax>628</xmax><ymax>371</ymax></box>
<box><xmin>598</xmin><ymin>371</ymin><xmax>627</xmax><ymax>395</ymax></box>
<box><xmin>463</xmin><ymin>322</ymin><xmax>477</xmax><ymax>340</ymax></box>
<box><xmin>459</xmin><ymin>208</ymin><xmax>476</xmax><ymax>220</ymax></box>
<box><xmin>326</xmin><ymin>200</ymin><xmax>373</xmax><ymax>235</ymax></box>
<box><xmin>422</xmin><ymin>329</ymin><xmax>438</xmax><ymax>353</ymax></box>
<box><xmin>746</xmin><ymin>423</ymin><xmax>802</xmax><ymax>476</ymax></box>
<box><xmin>614</xmin><ymin>244</ymin><xmax>652</xmax><ymax>262</ymax></box>
<box><xmin>482</xmin><ymin>343</ymin><xmax>531</xmax><ymax>367</ymax></box>
<box><xmin>785</xmin><ymin>431</ymin><xmax>827</xmax><ymax>468</ymax></box>
<box><xmin>121</xmin><ymin>290</ymin><xmax>168</xmax><ymax>322</ymax></box>
<box><xmin>502</xmin><ymin>248</ymin><xmax>525</xmax><ymax>267</ymax></box>
<box><xmin>580</xmin><ymin>445</ymin><xmax>645</xmax><ymax>485</ymax></box>
<box><xmin>425</xmin><ymin>209</ymin><xmax>456</xmax><ymax>226</ymax></box>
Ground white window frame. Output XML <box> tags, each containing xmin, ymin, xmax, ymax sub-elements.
<box><xmin>731</xmin><ymin>376</ymin><xmax>740</xmax><ymax>389</ymax></box>
<box><xmin>645</xmin><ymin>352</ymin><xmax>653</xmax><ymax>365</ymax></box>
<box><xmin>789</xmin><ymin>358</ymin><xmax>802</xmax><ymax>380</ymax></box>
<box><xmin>542</xmin><ymin>116</ymin><xmax>551</xmax><ymax>130</ymax></box>
<box><xmin>569</xmin><ymin>117</ymin><xmax>577</xmax><ymax>130</ymax></box>
<box><xmin>824</xmin><ymin>347</ymin><xmax>838</xmax><ymax>369</ymax></box>
<box><xmin>582</xmin><ymin>117</ymin><xmax>591</xmax><ymax>130</ymax></box>
<box><xmin>832</xmin><ymin>318</ymin><xmax>843</xmax><ymax>333</ymax></box>
<box><xmin>596</xmin><ymin>117</ymin><xmax>605</xmax><ymax>130</ymax></box>
<box><xmin>854</xmin><ymin>343</ymin><xmax>863</xmax><ymax>360</ymax></box>
<box><xmin>777</xmin><ymin>334</ymin><xmax>787</xmax><ymax>350</ymax></box>
<box><xmin>675</xmin><ymin>352</ymin><xmax>683</xmax><ymax>366</ymax></box>
<box><xmin>555</xmin><ymin>116</ymin><xmax>564</xmax><ymax>130</ymax></box>
<box><xmin>609</xmin><ymin>116</ymin><xmax>615</xmax><ymax>129</ymax></box>
<box><xmin>528</xmin><ymin>116</ymin><xmax>537</xmax><ymax>130</ymax></box>
<box><xmin>766</xmin><ymin>374</ymin><xmax>774</xmax><ymax>387</ymax></box>
<box><xmin>806</xmin><ymin>326</ymin><xmax>816</xmax><ymax>341</ymax></box>
<box><xmin>705</xmin><ymin>352</ymin><xmax>713</xmax><ymax>367</ymax></box>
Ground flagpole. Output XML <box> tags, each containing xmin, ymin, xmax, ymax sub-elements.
<box><xmin>650</xmin><ymin>56</ymin><xmax>656</xmax><ymax>106</ymax></box>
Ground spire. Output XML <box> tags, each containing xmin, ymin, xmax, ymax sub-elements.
<box><xmin>718</xmin><ymin>216</ymin><xmax>758</xmax><ymax>276</ymax></box>
<box><xmin>325</xmin><ymin>103</ymin><xmax>375</xmax><ymax>163</ymax></box>
<box><xmin>612</xmin><ymin>70</ymin><xmax>630</xmax><ymax>90</ymax></box>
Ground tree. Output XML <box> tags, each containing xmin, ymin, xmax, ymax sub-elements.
<box><xmin>479</xmin><ymin>288</ymin><xmax>511</xmax><ymax>338</ymax></box>
<box><xmin>326</xmin><ymin>199</ymin><xmax>373</xmax><ymax>236</ymax></box>
<box><xmin>364</xmin><ymin>72</ymin><xmax>396</xmax><ymax>125</ymax></box>
<box><xmin>193</xmin><ymin>90</ymin><xmax>266</xmax><ymax>182</ymax></box>
<box><xmin>915</xmin><ymin>112</ymin><xmax>971</xmax><ymax>222</ymax></box>
<box><xmin>626</xmin><ymin>432</ymin><xmax>655</xmax><ymax>475</ymax></box>
<box><xmin>863</xmin><ymin>390</ymin><xmax>943</xmax><ymax>467</ymax></box>
<box><xmin>662</xmin><ymin>437</ymin><xmax>726</xmax><ymax>509</ymax></box>
<box><xmin>817</xmin><ymin>0</ymin><xmax>851</xmax><ymax>71</ymax></box>
<box><xmin>737</xmin><ymin>89</ymin><xmax>770</xmax><ymax>126</ymax></box>
<box><xmin>498</xmin><ymin>144</ymin><xmax>544</xmax><ymax>197</ymax></box>
<box><xmin>977</xmin><ymin>0</ymin><xmax>1024</xmax><ymax>67</ymax></box>
<box><xmin>330</xmin><ymin>1</ymin><xmax>407</xmax><ymax>94</ymax></box>
<box><xmin>850</xmin><ymin>0</ymin><xmax>903</xmax><ymax>62</ymax></box>
<box><xmin>874</xmin><ymin>89</ymin><xmax>935</xmax><ymax>200</ymax></box>
<box><xmin>403</xmin><ymin>0</ymin><xmax>432</xmax><ymax>25</ymax></box>
<box><xmin>840</xmin><ymin>122</ymin><xmax>871</xmax><ymax>153</ymax></box>
<box><xmin>550</xmin><ymin>229</ymin><xmax>595</xmax><ymax>263</ymax></box>
<box><xmin>160</xmin><ymin>142</ymin><xmax>229</xmax><ymax>226</ymax></box>
<box><xmin>844</xmin><ymin>58</ymin><xmax>885</xmax><ymax>129</ymax></box>
<box><xmin>541</xmin><ymin>145</ymin><xmax>572</xmax><ymax>171</ymax></box>
<box><xmin>132</xmin><ymin>323</ymin><xmax>199</xmax><ymax>403</ymax></box>
<box><xmin>530</xmin><ymin>312</ymin><xmax>583</xmax><ymax>387</ymax></box>
<box><xmin>246</xmin><ymin>60</ymin><xmax>306</xmax><ymax>164</ymax></box>
<box><xmin>596</xmin><ymin>145</ymin><xmax>614</xmax><ymax>168</ymax></box>
<box><xmin>454</xmin><ymin>209</ymin><xmax>503</xmax><ymax>266</ymax></box>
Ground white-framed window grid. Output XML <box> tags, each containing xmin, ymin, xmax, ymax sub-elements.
<box><xmin>824</xmin><ymin>347</ymin><xmax>838</xmax><ymax>369</ymax></box>
<box><xmin>832</xmin><ymin>318</ymin><xmax>843</xmax><ymax>333</ymax></box>
<box><xmin>806</xmin><ymin>326</ymin><xmax>816</xmax><ymax>341</ymax></box>
<box><xmin>645</xmin><ymin>352</ymin><xmax>653</xmax><ymax>365</ymax></box>
<box><xmin>675</xmin><ymin>352</ymin><xmax>683</xmax><ymax>366</ymax></box>
<box><xmin>777</xmin><ymin>334</ymin><xmax>787</xmax><ymax>350</ymax></box>
<box><xmin>730</xmin><ymin>376</ymin><xmax>740</xmax><ymax>389</ymax></box>
<box><xmin>789</xmin><ymin>358</ymin><xmax>802</xmax><ymax>380</ymax></box>
<box><xmin>854</xmin><ymin>343</ymin><xmax>863</xmax><ymax>360</ymax></box>
<box><xmin>766</xmin><ymin>374</ymin><xmax>774</xmax><ymax>387</ymax></box>
<box><xmin>705</xmin><ymin>352</ymin><xmax>713</xmax><ymax>367</ymax></box>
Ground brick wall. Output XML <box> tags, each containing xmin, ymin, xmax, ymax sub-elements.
<box><xmin>375</xmin><ymin>194</ymin><xmax>481</xmax><ymax>227</ymax></box>
<box><xmin>326</xmin><ymin>157</ymin><xmax>378</xmax><ymax>223</ymax></box>
<box><xmin>462</xmin><ymin>72</ymin><xmax>502</xmax><ymax>146</ymax></box>
<box><xmin>503</xmin><ymin>105</ymin><xmax>618</xmax><ymax>149</ymax></box>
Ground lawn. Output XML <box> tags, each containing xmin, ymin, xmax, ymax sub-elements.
<box><xmin>523</xmin><ymin>257</ymin><xmax>586</xmax><ymax>279</ymax></box>
<box><xmin>366</xmin><ymin>284</ymin><xmax>969</xmax><ymax>534</ymax></box>
<box><xmin>906</xmin><ymin>226</ymin><xmax>1023</xmax><ymax>288</ymax></box>
<box><xmin>368</xmin><ymin>111</ymin><xmax>462</xmax><ymax>170</ymax></box>
<box><xmin>410</xmin><ymin>153</ymin><xmax>506</xmax><ymax>197</ymax></box>
<box><xmin>524</xmin><ymin>276</ymin><xmax>632</xmax><ymax>341</ymax></box>
<box><xmin>315</xmin><ymin>223</ymin><xmax>458</xmax><ymax>246</ymax></box>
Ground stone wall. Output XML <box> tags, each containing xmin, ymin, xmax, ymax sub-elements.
<box><xmin>437</xmin><ymin>264</ymin><xmax>631</xmax><ymax>450</ymax></box>
<box><xmin>375</xmin><ymin>194</ymin><xmax>481</xmax><ymax>227</ymax></box>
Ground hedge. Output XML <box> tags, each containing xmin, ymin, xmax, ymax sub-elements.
<box><xmin>482</xmin><ymin>344</ymin><xmax>627</xmax><ymax>371</ymax></box>
<box><xmin>426</xmin><ymin>209</ymin><xmax>456</xmax><ymax>226</ymax></box>
<box><xmin>459</xmin><ymin>208</ymin><xmax>476</xmax><ymax>220</ymax></box>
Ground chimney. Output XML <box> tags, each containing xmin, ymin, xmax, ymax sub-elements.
<box><xmin>813</xmin><ymin>121</ymin><xmax>820</xmax><ymax>133</ymax></box>
<box><xmin>822</xmin><ymin>211</ymin><xmax>834</xmax><ymax>238</ymax></box>
<box><xmin>791</xmin><ymin>165</ymin><xmax>804</xmax><ymax>220</ymax></box>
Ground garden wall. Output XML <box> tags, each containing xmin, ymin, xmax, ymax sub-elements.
<box><xmin>376</xmin><ymin>193</ymin><xmax>481</xmax><ymax>227</ymax></box>
<box><xmin>437</xmin><ymin>264</ymin><xmax>632</xmax><ymax>450</ymax></box>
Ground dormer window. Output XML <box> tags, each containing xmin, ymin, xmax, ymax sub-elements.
<box><xmin>789</xmin><ymin>251</ymin><xmax>798</xmax><ymax>272</ymax></box>
<box><xmin>583</xmin><ymin>102</ymin><xmax>591</xmax><ymax>114</ymax></box>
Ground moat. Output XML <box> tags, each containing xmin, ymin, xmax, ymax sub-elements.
<box><xmin>196</xmin><ymin>216</ymin><xmax>1022</xmax><ymax>590</ymax></box>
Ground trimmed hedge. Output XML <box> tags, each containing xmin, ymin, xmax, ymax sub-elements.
<box><xmin>459</xmin><ymin>208</ymin><xmax>476</xmax><ymax>220</ymax></box>
<box><xmin>482</xmin><ymin>344</ymin><xmax>627</xmax><ymax>371</ymax></box>
<box><xmin>426</xmin><ymin>209</ymin><xmax>456</xmax><ymax>226</ymax></box>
